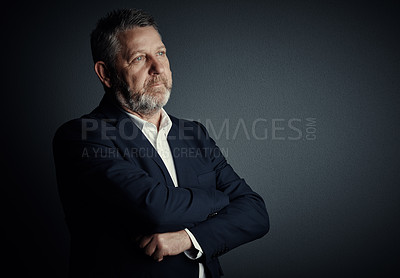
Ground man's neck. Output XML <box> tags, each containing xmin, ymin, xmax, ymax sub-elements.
<box><xmin>122</xmin><ymin>106</ymin><xmax>162</xmax><ymax>130</ymax></box>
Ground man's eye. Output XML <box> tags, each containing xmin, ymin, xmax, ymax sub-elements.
<box><xmin>133</xmin><ymin>56</ymin><xmax>145</xmax><ymax>62</ymax></box>
<box><xmin>157</xmin><ymin>51</ymin><xmax>165</xmax><ymax>56</ymax></box>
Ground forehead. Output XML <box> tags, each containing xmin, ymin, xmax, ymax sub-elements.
<box><xmin>117</xmin><ymin>26</ymin><xmax>164</xmax><ymax>53</ymax></box>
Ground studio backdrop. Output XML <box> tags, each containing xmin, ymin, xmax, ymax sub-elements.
<box><xmin>3</xmin><ymin>1</ymin><xmax>399</xmax><ymax>277</ymax></box>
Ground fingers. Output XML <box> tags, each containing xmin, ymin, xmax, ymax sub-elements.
<box><xmin>138</xmin><ymin>235</ymin><xmax>153</xmax><ymax>249</ymax></box>
<box><xmin>153</xmin><ymin>247</ymin><xmax>164</xmax><ymax>262</ymax></box>
<box><xmin>144</xmin><ymin>238</ymin><xmax>158</xmax><ymax>258</ymax></box>
<box><xmin>139</xmin><ymin>234</ymin><xmax>164</xmax><ymax>261</ymax></box>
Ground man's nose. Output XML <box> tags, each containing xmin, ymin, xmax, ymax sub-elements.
<box><xmin>149</xmin><ymin>58</ymin><xmax>165</xmax><ymax>75</ymax></box>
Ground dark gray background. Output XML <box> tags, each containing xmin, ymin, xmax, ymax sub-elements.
<box><xmin>3</xmin><ymin>0</ymin><xmax>400</xmax><ymax>277</ymax></box>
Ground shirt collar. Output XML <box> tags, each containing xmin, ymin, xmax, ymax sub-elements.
<box><xmin>124</xmin><ymin>108</ymin><xmax>172</xmax><ymax>134</ymax></box>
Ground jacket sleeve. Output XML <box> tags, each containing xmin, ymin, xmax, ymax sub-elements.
<box><xmin>53</xmin><ymin>118</ymin><xmax>229</xmax><ymax>232</ymax></box>
<box><xmin>188</xmin><ymin>121</ymin><xmax>269</xmax><ymax>264</ymax></box>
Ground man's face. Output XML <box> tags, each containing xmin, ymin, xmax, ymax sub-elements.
<box><xmin>112</xmin><ymin>26</ymin><xmax>173</xmax><ymax>115</ymax></box>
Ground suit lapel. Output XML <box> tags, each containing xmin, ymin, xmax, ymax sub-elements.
<box><xmin>97</xmin><ymin>94</ymin><xmax>175</xmax><ymax>187</ymax></box>
<box><xmin>167</xmin><ymin>119</ymin><xmax>195</xmax><ymax>189</ymax></box>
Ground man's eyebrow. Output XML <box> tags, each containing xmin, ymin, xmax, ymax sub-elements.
<box><xmin>128</xmin><ymin>49</ymin><xmax>146</xmax><ymax>58</ymax></box>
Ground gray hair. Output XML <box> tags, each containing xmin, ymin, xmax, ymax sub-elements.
<box><xmin>90</xmin><ymin>8</ymin><xmax>158</xmax><ymax>72</ymax></box>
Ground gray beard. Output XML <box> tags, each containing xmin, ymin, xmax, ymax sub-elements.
<box><xmin>113</xmin><ymin>75</ymin><xmax>171</xmax><ymax>116</ymax></box>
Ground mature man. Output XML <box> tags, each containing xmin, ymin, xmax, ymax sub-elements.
<box><xmin>53</xmin><ymin>8</ymin><xmax>269</xmax><ymax>278</ymax></box>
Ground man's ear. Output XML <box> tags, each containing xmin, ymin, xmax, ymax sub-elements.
<box><xmin>94</xmin><ymin>61</ymin><xmax>112</xmax><ymax>88</ymax></box>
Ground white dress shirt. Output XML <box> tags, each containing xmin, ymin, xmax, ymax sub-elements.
<box><xmin>125</xmin><ymin>108</ymin><xmax>206</xmax><ymax>278</ymax></box>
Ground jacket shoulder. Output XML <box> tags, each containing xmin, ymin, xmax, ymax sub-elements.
<box><xmin>169</xmin><ymin>115</ymin><xmax>207</xmax><ymax>133</ymax></box>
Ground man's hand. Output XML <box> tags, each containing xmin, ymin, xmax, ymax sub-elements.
<box><xmin>138</xmin><ymin>230</ymin><xmax>193</xmax><ymax>262</ymax></box>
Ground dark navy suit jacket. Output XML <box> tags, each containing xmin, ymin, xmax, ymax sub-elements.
<box><xmin>53</xmin><ymin>93</ymin><xmax>269</xmax><ymax>278</ymax></box>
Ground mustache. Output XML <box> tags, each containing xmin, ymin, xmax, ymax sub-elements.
<box><xmin>145</xmin><ymin>75</ymin><xmax>169</xmax><ymax>87</ymax></box>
